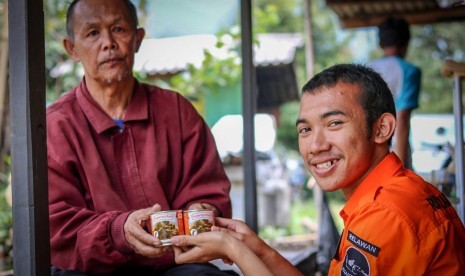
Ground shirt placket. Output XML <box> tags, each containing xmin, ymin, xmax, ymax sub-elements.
<box><xmin>113</xmin><ymin>127</ymin><xmax>150</xmax><ymax>209</ymax></box>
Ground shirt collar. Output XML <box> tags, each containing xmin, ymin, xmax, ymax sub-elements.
<box><xmin>76</xmin><ymin>79</ymin><xmax>149</xmax><ymax>134</ymax></box>
<box><xmin>340</xmin><ymin>153</ymin><xmax>405</xmax><ymax>219</ymax></box>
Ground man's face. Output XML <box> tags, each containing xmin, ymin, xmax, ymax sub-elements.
<box><xmin>296</xmin><ymin>82</ymin><xmax>378</xmax><ymax>198</ymax></box>
<box><xmin>64</xmin><ymin>0</ymin><xmax>144</xmax><ymax>85</ymax></box>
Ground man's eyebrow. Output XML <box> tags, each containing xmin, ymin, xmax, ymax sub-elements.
<box><xmin>83</xmin><ymin>17</ymin><xmax>124</xmax><ymax>29</ymax></box>
<box><xmin>296</xmin><ymin>118</ymin><xmax>306</xmax><ymax>127</ymax></box>
<box><xmin>296</xmin><ymin>109</ymin><xmax>347</xmax><ymax>127</ymax></box>
<box><xmin>321</xmin><ymin>110</ymin><xmax>346</xmax><ymax>119</ymax></box>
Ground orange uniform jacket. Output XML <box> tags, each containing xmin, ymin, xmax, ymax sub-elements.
<box><xmin>329</xmin><ymin>153</ymin><xmax>465</xmax><ymax>275</ymax></box>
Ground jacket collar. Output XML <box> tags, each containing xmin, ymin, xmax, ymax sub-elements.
<box><xmin>76</xmin><ymin>79</ymin><xmax>149</xmax><ymax>134</ymax></box>
<box><xmin>340</xmin><ymin>153</ymin><xmax>405</xmax><ymax>219</ymax></box>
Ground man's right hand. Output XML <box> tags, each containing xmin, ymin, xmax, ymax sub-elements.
<box><xmin>214</xmin><ymin>218</ymin><xmax>302</xmax><ymax>276</ymax></box>
<box><xmin>213</xmin><ymin>217</ymin><xmax>271</xmax><ymax>258</ymax></box>
<box><xmin>124</xmin><ymin>204</ymin><xmax>170</xmax><ymax>258</ymax></box>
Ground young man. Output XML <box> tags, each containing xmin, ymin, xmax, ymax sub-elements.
<box><xmin>47</xmin><ymin>0</ymin><xmax>232</xmax><ymax>274</ymax></box>
<box><xmin>369</xmin><ymin>17</ymin><xmax>421</xmax><ymax>169</ymax></box>
<box><xmin>170</xmin><ymin>64</ymin><xmax>465</xmax><ymax>275</ymax></box>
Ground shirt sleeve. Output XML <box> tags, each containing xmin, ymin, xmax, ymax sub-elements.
<box><xmin>48</xmin><ymin>155</ymin><xmax>136</xmax><ymax>273</ymax></box>
<box><xmin>396</xmin><ymin>65</ymin><xmax>421</xmax><ymax>111</ymax></box>
<box><xmin>170</xmin><ymin>94</ymin><xmax>232</xmax><ymax>218</ymax></box>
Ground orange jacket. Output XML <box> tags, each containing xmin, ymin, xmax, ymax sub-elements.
<box><xmin>329</xmin><ymin>153</ymin><xmax>465</xmax><ymax>275</ymax></box>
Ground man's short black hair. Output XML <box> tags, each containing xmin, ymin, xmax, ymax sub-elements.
<box><xmin>66</xmin><ymin>0</ymin><xmax>139</xmax><ymax>40</ymax></box>
<box><xmin>378</xmin><ymin>17</ymin><xmax>411</xmax><ymax>48</ymax></box>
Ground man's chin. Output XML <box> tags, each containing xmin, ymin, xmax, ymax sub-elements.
<box><xmin>102</xmin><ymin>72</ymin><xmax>132</xmax><ymax>84</ymax></box>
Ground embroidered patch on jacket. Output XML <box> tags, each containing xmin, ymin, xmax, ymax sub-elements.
<box><xmin>426</xmin><ymin>193</ymin><xmax>451</xmax><ymax>211</ymax></box>
<box><xmin>347</xmin><ymin>230</ymin><xmax>380</xmax><ymax>257</ymax></box>
<box><xmin>341</xmin><ymin>247</ymin><xmax>370</xmax><ymax>276</ymax></box>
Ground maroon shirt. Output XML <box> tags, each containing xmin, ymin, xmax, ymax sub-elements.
<box><xmin>47</xmin><ymin>80</ymin><xmax>232</xmax><ymax>273</ymax></box>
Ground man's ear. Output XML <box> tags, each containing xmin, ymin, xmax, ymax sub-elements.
<box><xmin>374</xmin><ymin>113</ymin><xmax>396</xmax><ymax>144</ymax></box>
<box><xmin>135</xmin><ymin>28</ymin><xmax>145</xmax><ymax>53</ymax></box>
<box><xmin>63</xmin><ymin>38</ymin><xmax>80</xmax><ymax>62</ymax></box>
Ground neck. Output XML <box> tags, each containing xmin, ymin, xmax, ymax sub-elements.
<box><xmin>342</xmin><ymin>147</ymin><xmax>390</xmax><ymax>200</ymax></box>
<box><xmin>85</xmin><ymin>77</ymin><xmax>135</xmax><ymax>119</ymax></box>
<box><xmin>382</xmin><ymin>46</ymin><xmax>406</xmax><ymax>58</ymax></box>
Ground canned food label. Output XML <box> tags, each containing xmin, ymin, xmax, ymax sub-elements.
<box><xmin>150</xmin><ymin>210</ymin><xmax>183</xmax><ymax>245</ymax></box>
<box><xmin>183</xmin><ymin>210</ymin><xmax>215</xmax><ymax>236</ymax></box>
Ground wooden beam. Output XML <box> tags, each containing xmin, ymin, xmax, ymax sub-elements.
<box><xmin>241</xmin><ymin>0</ymin><xmax>258</xmax><ymax>233</ymax></box>
<box><xmin>303</xmin><ymin>0</ymin><xmax>315</xmax><ymax>78</ymax></box>
<box><xmin>325</xmin><ymin>0</ymin><xmax>465</xmax><ymax>29</ymax></box>
<box><xmin>8</xmin><ymin>0</ymin><xmax>50</xmax><ymax>274</ymax></box>
<box><xmin>336</xmin><ymin>6</ymin><xmax>465</xmax><ymax>28</ymax></box>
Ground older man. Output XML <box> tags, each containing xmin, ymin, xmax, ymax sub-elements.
<box><xmin>47</xmin><ymin>0</ymin><xmax>232</xmax><ymax>275</ymax></box>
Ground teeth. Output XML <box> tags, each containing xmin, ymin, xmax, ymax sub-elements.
<box><xmin>316</xmin><ymin>161</ymin><xmax>332</xmax><ymax>169</ymax></box>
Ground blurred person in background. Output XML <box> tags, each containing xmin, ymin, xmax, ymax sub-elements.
<box><xmin>369</xmin><ymin>17</ymin><xmax>421</xmax><ymax>170</ymax></box>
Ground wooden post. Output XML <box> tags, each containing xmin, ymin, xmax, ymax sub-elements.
<box><xmin>9</xmin><ymin>0</ymin><xmax>50</xmax><ymax>274</ymax></box>
<box><xmin>241</xmin><ymin>0</ymin><xmax>258</xmax><ymax>233</ymax></box>
<box><xmin>303</xmin><ymin>0</ymin><xmax>315</xmax><ymax>78</ymax></box>
<box><xmin>441</xmin><ymin>60</ymin><xmax>465</xmax><ymax>224</ymax></box>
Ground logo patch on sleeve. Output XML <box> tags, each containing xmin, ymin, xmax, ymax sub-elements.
<box><xmin>347</xmin><ymin>231</ymin><xmax>380</xmax><ymax>257</ymax></box>
<box><xmin>341</xmin><ymin>247</ymin><xmax>370</xmax><ymax>276</ymax></box>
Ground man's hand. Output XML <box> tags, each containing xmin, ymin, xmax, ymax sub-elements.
<box><xmin>188</xmin><ymin>202</ymin><xmax>219</xmax><ymax>216</ymax></box>
<box><xmin>124</xmin><ymin>204</ymin><xmax>170</xmax><ymax>258</ymax></box>
<box><xmin>171</xmin><ymin>232</ymin><xmax>234</xmax><ymax>264</ymax></box>
<box><xmin>212</xmin><ymin>218</ymin><xmax>301</xmax><ymax>276</ymax></box>
<box><xmin>213</xmin><ymin>217</ymin><xmax>269</xmax><ymax>258</ymax></box>
<box><xmin>170</xmin><ymin>230</ymin><xmax>275</xmax><ymax>276</ymax></box>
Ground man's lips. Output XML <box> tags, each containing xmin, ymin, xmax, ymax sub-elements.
<box><xmin>100</xmin><ymin>56</ymin><xmax>124</xmax><ymax>65</ymax></box>
<box><xmin>309</xmin><ymin>155</ymin><xmax>342</xmax><ymax>172</ymax></box>
<box><xmin>315</xmin><ymin>160</ymin><xmax>336</xmax><ymax>169</ymax></box>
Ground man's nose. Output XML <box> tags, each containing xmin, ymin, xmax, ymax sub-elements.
<box><xmin>102</xmin><ymin>31</ymin><xmax>117</xmax><ymax>50</ymax></box>
<box><xmin>309</xmin><ymin>129</ymin><xmax>330</xmax><ymax>154</ymax></box>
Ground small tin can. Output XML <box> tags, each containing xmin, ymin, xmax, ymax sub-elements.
<box><xmin>183</xmin><ymin>210</ymin><xmax>215</xmax><ymax>236</ymax></box>
<box><xmin>149</xmin><ymin>210</ymin><xmax>184</xmax><ymax>246</ymax></box>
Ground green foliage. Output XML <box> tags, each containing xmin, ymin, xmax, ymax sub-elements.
<box><xmin>276</xmin><ymin>101</ymin><xmax>300</xmax><ymax>152</ymax></box>
<box><xmin>0</xmin><ymin>165</ymin><xmax>11</xmax><ymax>271</ymax></box>
<box><xmin>409</xmin><ymin>22</ymin><xmax>464</xmax><ymax>114</ymax></box>
<box><xmin>169</xmin><ymin>47</ymin><xmax>240</xmax><ymax>97</ymax></box>
<box><xmin>259</xmin><ymin>194</ymin><xmax>344</xmax><ymax>240</ymax></box>
<box><xmin>259</xmin><ymin>197</ymin><xmax>316</xmax><ymax>240</ymax></box>
<box><xmin>0</xmin><ymin>1</ymin><xmax>12</xmax><ymax>270</ymax></box>
<box><xmin>0</xmin><ymin>0</ymin><xmax>4</xmax><ymax>30</ymax></box>
<box><xmin>160</xmin><ymin>29</ymin><xmax>242</xmax><ymax>99</ymax></box>
<box><xmin>253</xmin><ymin>0</ymin><xmax>355</xmax><ymax>87</ymax></box>
<box><xmin>0</xmin><ymin>185</ymin><xmax>12</xmax><ymax>271</ymax></box>
<box><xmin>44</xmin><ymin>0</ymin><xmax>82</xmax><ymax>103</ymax></box>
<box><xmin>309</xmin><ymin>0</ymin><xmax>355</xmax><ymax>76</ymax></box>
<box><xmin>253</xmin><ymin>0</ymin><xmax>303</xmax><ymax>33</ymax></box>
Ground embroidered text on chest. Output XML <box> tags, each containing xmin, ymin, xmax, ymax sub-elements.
<box><xmin>347</xmin><ymin>231</ymin><xmax>380</xmax><ymax>257</ymax></box>
<box><xmin>426</xmin><ymin>193</ymin><xmax>451</xmax><ymax>211</ymax></box>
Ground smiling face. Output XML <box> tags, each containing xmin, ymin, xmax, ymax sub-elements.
<box><xmin>297</xmin><ymin>82</ymin><xmax>384</xmax><ymax>198</ymax></box>
<box><xmin>64</xmin><ymin>0</ymin><xmax>145</xmax><ymax>86</ymax></box>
